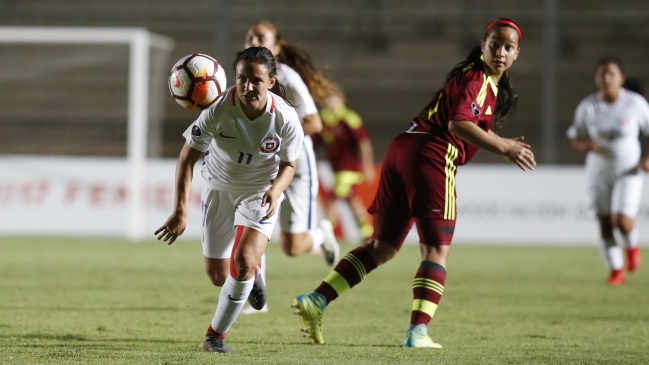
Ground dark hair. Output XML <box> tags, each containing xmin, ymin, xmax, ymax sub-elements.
<box><xmin>595</xmin><ymin>57</ymin><xmax>624</xmax><ymax>74</ymax></box>
<box><xmin>252</xmin><ymin>20</ymin><xmax>344</xmax><ymax>105</ymax></box>
<box><xmin>232</xmin><ymin>46</ymin><xmax>294</xmax><ymax>106</ymax></box>
<box><xmin>441</xmin><ymin>19</ymin><xmax>521</xmax><ymax>131</ymax></box>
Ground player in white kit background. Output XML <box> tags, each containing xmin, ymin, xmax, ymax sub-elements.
<box><xmin>155</xmin><ymin>47</ymin><xmax>304</xmax><ymax>353</ymax></box>
<box><xmin>241</xmin><ymin>20</ymin><xmax>341</xmax><ymax>313</ymax></box>
<box><xmin>567</xmin><ymin>58</ymin><xmax>649</xmax><ymax>285</ymax></box>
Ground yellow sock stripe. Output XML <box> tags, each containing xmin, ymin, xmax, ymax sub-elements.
<box><xmin>344</xmin><ymin>254</ymin><xmax>366</xmax><ymax>280</ymax></box>
<box><xmin>323</xmin><ymin>270</ymin><xmax>351</xmax><ymax>295</ymax></box>
<box><xmin>412</xmin><ymin>299</ymin><xmax>439</xmax><ymax>318</ymax></box>
<box><xmin>413</xmin><ymin>283</ymin><xmax>444</xmax><ymax>296</ymax></box>
<box><xmin>413</xmin><ymin>278</ymin><xmax>445</xmax><ymax>292</ymax></box>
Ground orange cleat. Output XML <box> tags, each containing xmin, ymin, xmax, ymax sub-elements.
<box><xmin>607</xmin><ymin>269</ymin><xmax>626</xmax><ymax>286</ymax></box>
<box><xmin>626</xmin><ymin>247</ymin><xmax>641</xmax><ymax>273</ymax></box>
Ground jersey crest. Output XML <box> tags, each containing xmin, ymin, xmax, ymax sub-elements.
<box><xmin>260</xmin><ymin>136</ymin><xmax>280</xmax><ymax>153</ymax></box>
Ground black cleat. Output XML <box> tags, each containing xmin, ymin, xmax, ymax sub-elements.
<box><xmin>203</xmin><ymin>333</ymin><xmax>232</xmax><ymax>353</ymax></box>
<box><xmin>247</xmin><ymin>269</ymin><xmax>267</xmax><ymax>310</ymax></box>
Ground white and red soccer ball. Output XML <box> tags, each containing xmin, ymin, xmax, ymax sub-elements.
<box><xmin>168</xmin><ymin>54</ymin><xmax>227</xmax><ymax>110</ymax></box>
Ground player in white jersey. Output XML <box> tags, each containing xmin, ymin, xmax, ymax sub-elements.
<box><xmin>240</xmin><ymin>21</ymin><xmax>341</xmax><ymax>313</ymax></box>
<box><xmin>155</xmin><ymin>47</ymin><xmax>304</xmax><ymax>353</ymax></box>
<box><xmin>567</xmin><ymin>58</ymin><xmax>649</xmax><ymax>285</ymax></box>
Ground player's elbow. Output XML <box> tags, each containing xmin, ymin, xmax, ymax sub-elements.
<box><xmin>448</xmin><ymin>120</ymin><xmax>461</xmax><ymax>135</ymax></box>
<box><xmin>303</xmin><ymin>114</ymin><xmax>323</xmax><ymax>134</ymax></box>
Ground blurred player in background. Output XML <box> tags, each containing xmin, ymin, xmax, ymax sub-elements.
<box><xmin>567</xmin><ymin>59</ymin><xmax>649</xmax><ymax>285</ymax></box>
<box><xmin>155</xmin><ymin>47</ymin><xmax>304</xmax><ymax>352</ymax></box>
<box><xmin>294</xmin><ymin>18</ymin><xmax>534</xmax><ymax>348</ymax></box>
<box><xmin>242</xmin><ymin>20</ymin><xmax>340</xmax><ymax>313</ymax></box>
<box><xmin>317</xmin><ymin>93</ymin><xmax>376</xmax><ymax>240</ymax></box>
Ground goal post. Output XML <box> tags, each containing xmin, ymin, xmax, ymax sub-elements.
<box><xmin>0</xmin><ymin>27</ymin><xmax>175</xmax><ymax>241</ymax></box>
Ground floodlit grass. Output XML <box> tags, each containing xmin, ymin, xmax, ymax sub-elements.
<box><xmin>0</xmin><ymin>238</ymin><xmax>648</xmax><ymax>364</ymax></box>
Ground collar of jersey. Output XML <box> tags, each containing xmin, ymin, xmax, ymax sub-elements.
<box><xmin>480</xmin><ymin>55</ymin><xmax>500</xmax><ymax>96</ymax></box>
<box><xmin>596</xmin><ymin>88</ymin><xmax>626</xmax><ymax>104</ymax></box>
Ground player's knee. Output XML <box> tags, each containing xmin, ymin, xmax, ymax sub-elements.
<box><xmin>205</xmin><ymin>270</ymin><xmax>227</xmax><ymax>287</ymax></box>
<box><xmin>363</xmin><ymin>239</ymin><xmax>398</xmax><ymax>265</ymax></box>
<box><xmin>615</xmin><ymin>214</ymin><xmax>634</xmax><ymax>234</ymax></box>
<box><xmin>232</xmin><ymin>255</ymin><xmax>257</xmax><ymax>281</ymax></box>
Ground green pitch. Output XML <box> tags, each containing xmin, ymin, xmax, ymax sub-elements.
<box><xmin>1</xmin><ymin>238</ymin><xmax>648</xmax><ymax>365</ymax></box>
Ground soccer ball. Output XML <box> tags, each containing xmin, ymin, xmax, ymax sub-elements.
<box><xmin>169</xmin><ymin>54</ymin><xmax>227</xmax><ymax>110</ymax></box>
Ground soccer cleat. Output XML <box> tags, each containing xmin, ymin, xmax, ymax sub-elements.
<box><xmin>402</xmin><ymin>324</ymin><xmax>443</xmax><ymax>349</ymax></box>
<box><xmin>203</xmin><ymin>332</ymin><xmax>232</xmax><ymax>353</ymax></box>
<box><xmin>319</xmin><ymin>220</ymin><xmax>340</xmax><ymax>266</ymax></box>
<box><xmin>247</xmin><ymin>268</ymin><xmax>267</xmax><ymax>310</ymax></box>
<box><xmin>626</xmin><ymin>247</ymin><xmax>641</xmax><ymax>273</ymax></box>
<box><xmin>240</xmin><ymin>302</ymin><xmax>269</xmax><ymax>315</ymax></box>
<box><xmin>607</xmin><ymin>269</ymin><xmax>626</xmax><ymax>286</ymax></box>
<box><xmin>292</xmin><ymin>293</ymin><xmax>326</xmax><ymax>344</ymax></box>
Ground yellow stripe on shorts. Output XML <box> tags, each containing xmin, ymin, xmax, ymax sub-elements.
<box><xmin>444</xmin><ymin>144</ymin><xmax>458</xmax><ymax>220</ymax></box>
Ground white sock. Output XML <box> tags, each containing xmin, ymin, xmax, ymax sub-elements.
<box><xmin>622</xmin><ymin>228</ymin><xmax>640</xmax><ymax>250</ymax></box>
<box><xmin>599</xmin><ymin>238</ymin><xmax>623</xmax><ymax>271</ymax></box>
<box><xmin>211</xmin><ymin>275</ymin><xmax>254</xmax><ymax>334</ymax></box>
<box><xmin>309</xmin><ymin>227</ymin><xmax>324</xmax><ymax>253</ymax></box>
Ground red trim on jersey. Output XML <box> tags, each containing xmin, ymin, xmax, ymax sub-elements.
<box><xmin>231</xmin><ymin>90</ymin><xmax>236</xmax><ymax>106</ymax></box>
<box><xmin>485</xmin><ymin>19</ymin><xmax>522</xmax><ymax>39</ymax></box>
<box><xmin>229</xmin><ymin>225</ymin><xmax>245</xmax><ymax>277</ymax></box>
<box><xmin>269</xmin><ymin>95</ymin><xmax>275</xmax><ymax>113</ymax></box>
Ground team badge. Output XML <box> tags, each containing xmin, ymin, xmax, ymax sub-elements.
<box><xmin>192</xmin><ymin>125</ymin><xmax>202</xmax><ymax>136</ymax></box>
<box><xmin>260</xmin><ymin>136</ymin><xmax>280</xmax><ymax>153</ymax></box>
<box><xmin>471</xmin><ymin>102</ymin><xmax>481</xmax><ymax>116</ymax></box>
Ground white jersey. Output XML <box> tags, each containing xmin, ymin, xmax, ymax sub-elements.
<box><xmin>184</xmin><ymin>87</ymin><xmax>304</xmax><ymax>192</ymax></box>
<box><xmin>276</xmin><ymin>63</ymin><xmax>319</xmax><ymax>179</ymax></box>
<box><xmin>567</xmin><ymin>89</ymin><xmax>649</xmax><ymax>178</ymax></box>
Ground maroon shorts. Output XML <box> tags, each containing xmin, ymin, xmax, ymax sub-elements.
<box><xmin>369</xmin><ymin>133</ymin><xmax>458</xmax><ymax>251</ymax></box>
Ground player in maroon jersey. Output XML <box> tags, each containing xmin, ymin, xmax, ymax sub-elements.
<box><xmin>317</xmin><ymin>93</ymin><xmax>376</xmax><ymax>240</ymax></box>
<box><xmin>294</xmin><ymin>18</ymin><xmax>535</xmax><ymax>348</ymax></box>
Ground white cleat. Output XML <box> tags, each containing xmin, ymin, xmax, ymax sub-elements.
<box><xmin>240</xmin><ymin>302</ymin><xmax>269</xmax><ymax>315</ymax></box>
<box><xmin>319</xmin><ymin>219</ymin><xmax>340</xmax><ymax>266</ymax></box>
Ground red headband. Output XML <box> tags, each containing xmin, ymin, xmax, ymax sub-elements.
<box><xmin>485</xmin><ymin>19</ymin><xmax>522</xmax><ymax>39</ymax></box>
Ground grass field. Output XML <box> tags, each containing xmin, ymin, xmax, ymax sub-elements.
<box><xmin>1</xmin><ymin>238</ymin><xmax>648</xmax><ymax>364</ymax></box>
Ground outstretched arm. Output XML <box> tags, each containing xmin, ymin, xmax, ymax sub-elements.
<box><xmin>155</xmin><ymin>143</ymin><xmax>204</xmax><ymax>244</ymax></box>
<box><xmin>449</xmin><ymin>120</ymin><xmax>536</xmax><ymax>170</ymax></box>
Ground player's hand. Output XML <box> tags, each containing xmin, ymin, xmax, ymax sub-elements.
<box><xmin>502</xmin><ymin>136</ymin><xmax>536</xmax><ymax>171</ymax></box>
<box><xmin>261</xmin><ymin>188</ymin><xmax>281</xmax><ymax>221</ymax></box>
<box><xmin>638</xmin><ymin>158</ymin><xmax>649</xmax><ymax>172</ymax></box>
<box><xmin>155</xmin><ymin>213</ymin><xmax>187</xmax><ymax>245</ymax></box>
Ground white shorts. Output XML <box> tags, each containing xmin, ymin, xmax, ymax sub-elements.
<box><xmin>280</xmin><ymin>138</ymin><xmax>319</xmax><ymax>234</ymax></box>
<box><xmin>588</xmin><ymin>170</ymin><xmax>644</xmax><ymax>217</ymax></box>
<box><xmin>201</xmin><ymin>186</ymin><xmax>284</xmax><ymax>259</ymax></box>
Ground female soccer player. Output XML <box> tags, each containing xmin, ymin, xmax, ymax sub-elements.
<box><xmin>567</xmin><ymin>58</ymin><xmax>649</xmax><ymax>285</ymax></box>
<box><xmin>318</xmin><ymin>93</ymin><xmax>376</xmax><ymax>240</ymax></box>
<box><xmin>155</xmin><ymin>47</ymin><xmax>304</xmax><ymax>353</ymax></box>
<box><xmin>240</xmin><ymin>21</ymin><xmax>341</xmax><ymax>313</ymax></box>
<box><xmin>294</xmin><ymin>18</ymin><xmax>535</xmax><ymax>348</ymax></box>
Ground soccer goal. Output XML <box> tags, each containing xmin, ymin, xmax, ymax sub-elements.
<box><xmin>0</xmin><ymin>27</ymin><xmax>175</xmax><ymax>240</ymax></box>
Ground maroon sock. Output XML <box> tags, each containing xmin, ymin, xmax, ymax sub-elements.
<box><xmin>410</xmin><ymin>261</ymin><xmax>446</xmax><ymax>326</ymax></box>
<box><xmin>314</xmin><ymin>246</ymin><xmax>377</xmax><ymax>304</ymax></box>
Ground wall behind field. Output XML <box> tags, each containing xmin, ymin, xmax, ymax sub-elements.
<box><xmin>2</xmin><ymin>1</ymin><xmax>649</xmax><ymax>164</ymax></box>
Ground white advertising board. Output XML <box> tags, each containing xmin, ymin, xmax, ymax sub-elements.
<box><xmin>1</xmin><ymin>157</ymin><xmax>648</xmax><ymax>246</ymax></box>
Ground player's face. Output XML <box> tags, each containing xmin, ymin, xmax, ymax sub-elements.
<box><xmin>244</xmin><ymin>25</ymin><xmax>281</xmax><ymax>56</ymax></box>
<box><xmin>595</xmin><ymin>62</ymin><xmax>624</xmax><ymax>95</ymax></box>
<box><xmin>235</xmin><ymin>61</ymin><xmax>277</xmax><ymax>110</ymax></box>
<box><xmin>481</xmin><ymin>27</ymin><xmax>520</xmax><ymax>76</ymax></box>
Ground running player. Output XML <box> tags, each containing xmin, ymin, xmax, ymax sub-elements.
<box><xmin>241</xmin><ymin>21</ymin><xmax>341</xmax><ymax>313</ymax></box>
<box><xmin>318</xmin><ymin>93</ymin><xmax>376</xmax><ymax>240</ymax></box>
<box><xmin>294</xmin><ymin>18</ymin><xmax>535</xmax><ymax>348</ymax></box>
<box><xmin>567</xmin><ymin>58</ymin><xmax>649</xmax><ymax>285</ymax></box>
<box><xmin>155</xmin><ymin>47</ymin><xmax>304</xmax><ymax>353</ymax></box>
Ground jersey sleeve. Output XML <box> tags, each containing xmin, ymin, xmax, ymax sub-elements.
<box><xmin>279</xmin><ymin>110</ymin><xmax>305</xmax><ymax>162</ymax></box>
<box><xmin>448</xmin><ymin>72</ymin><xmax>483</xmax><ymax>124</ymax></box>
<box><xmin>636</xmin><ymin>97</ymin><xmax>649</xmax><ymax>136</ymax></box>
<box><xmin>282</xmin><ymin>72</ymin><xmax>318</xmax><ymax>121</ymax></box>
<box><xmin>183</xmin><ymin>107</ymin><xmax>217</xmax><ymax>152</ymax></box>
<box><xmin>566</xmin><ymin>101</ymin><xmax>589</xmax><ymax>139</ymax></box>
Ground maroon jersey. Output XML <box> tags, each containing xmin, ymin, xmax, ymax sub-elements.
<box><xmin>318</xmin><ymin>105</ymin><xmax>369</xmax><ymax>172</ymax></box>
<box><xmin>409</xmin><ymin>60</ymin><xmax>499</xmax><ymax>165</ymax></box>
